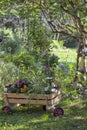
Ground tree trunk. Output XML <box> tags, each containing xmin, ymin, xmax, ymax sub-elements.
<box><xmin>74</xmin><ymin>37</ymin><xmax>87</xmax><ymax>92</ymax></box>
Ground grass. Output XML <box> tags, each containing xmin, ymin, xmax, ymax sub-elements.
<box><xmin>53</xmin><ymin>48</ymin><xmax>77</xmax><ymax>65</ymax></box>
<box><xmin>0</xmin><ymin>100</ymin><xmax>87</xmax><ymax>130</ymax></box>
<box><xmin>0</xmin><ymin>48</ymin><xmax>87</xmax><ymax>130</ymax></box>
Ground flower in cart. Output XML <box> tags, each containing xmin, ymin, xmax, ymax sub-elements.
<box><xmin>4</xmin><ymin>79</ymin><xmax>33</xmax><ymax>93</ymax></box>
<box><xmin>14</xmin><ymin>79</ymin><xmax>29</xmax><ymax>93</ymax></box>
<box><xmin>5</xmin><ymin>84</ymin><xmax>18</xmax><ymax>93</ymax></box>
<box><xmin>14</xmin><ymin>80</ymin><xmax>19</xmax><ymax>87</ymax></box>
<box><xmin>5</xmin><ymin>84</ymin><xmax>12</xmax><ymax>89</ymax></box>
<box><xmin>19</xmin><ymin>84</ymin><xmax>28</xmax><ymax>93</ymax></box>
<box><xmin>5</xmin><ymin>84</ymin><xmax>12</xmax><ymax>92</ymax></box>
<box><xmin>14</xmin><ymin>79</ymin><xmax>27</xmax><ymax>87</ymax></box>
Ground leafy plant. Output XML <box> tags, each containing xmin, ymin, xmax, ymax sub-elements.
<box><xmin>1</xmin><ymin>29</ymin><xmax>22</xmax><ymax>54</ymax></box>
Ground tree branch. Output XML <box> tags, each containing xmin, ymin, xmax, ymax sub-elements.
<box><xmin>48</xmin><ymin>20</ymin><xmax>79</xmax><ymax>40</ymax></box>
<box><xmin>61</xmin><ymin>5</ymin><xmax>87</xmax><ymax>34</ymax></box>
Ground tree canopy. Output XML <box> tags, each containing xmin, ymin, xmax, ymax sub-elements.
<box><xmin>38</xmin><ymin>0</ymin><xmax>87</xmax><ymax>40</ymax></box>
<box><xmin>0</xmin><ymin>0</ymin><xmax>87</xmax><ymax>41</ymax></box>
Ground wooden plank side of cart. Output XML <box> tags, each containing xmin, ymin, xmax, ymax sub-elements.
<box><xmin>2</xmin><ymin>89</ymin><xmax>61</xmax><ymax>106</ymax></box>
<box><xmin>2</xmin><ymin>89</ymin><xmax>61</xmax><ymax>99</ymax></box>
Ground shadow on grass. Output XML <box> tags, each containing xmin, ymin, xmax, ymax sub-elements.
<box><xmin>0</xmin><ymin>104</ymin><xmax>87</xmax><ymax>130</ymax></box>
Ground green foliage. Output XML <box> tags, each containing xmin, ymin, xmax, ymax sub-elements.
<box><xmin>0</xmin><ymin>61</ymin><xmax>18</xmax><ymax>88</ymax></box>
<box><xmin>0</xmin><ymin>29</ymin><xmax>22</xmax><ymax>54</ymax></box>
<box><xmin>63</xmin><ymin>37</ymin><xmax>79</xmax><ymax>48</ymax></box>
<box><xmin>2</xmin><ymin>49</ymin><xmax>61</xmax><ymax>94</ymax></box>
<box><xmin>12</xmin><ymin>51</ymin><xmax>35</xmax><ymax>68</ymax></box>
<box><xmin>52</xmin><ymin>40</ymin><xmax>64</xmax><ymax>49</ymax></box>
<box><xmin>27</xmin><ymin>18</ymin><xmax>51</xmax><ymax>52</ymax></box>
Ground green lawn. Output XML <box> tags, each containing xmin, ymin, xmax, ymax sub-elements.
<box><xmin>53</xmin><ymin>48</ymin><xmax>77</xmax><ymax>64</ymax></box>
<box><xmin>0</xmin><ymin>49</ymin><xmax>87</xmax><ymax>130</ymax></box>
<box><xmin>0</xmin><ymin>101</ymin><xmax>87</xmax><ymax>130</ymax></box>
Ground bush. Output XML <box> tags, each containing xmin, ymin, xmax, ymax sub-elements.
<box><xmin>0</xmin><ymin>29</ymin><xmax>21</xmax><ymax>54</ymax></box>
<box><xmin>63</xmin><ymin>37</ymin><xmax>78</xmax><ymax>48</ymax></box>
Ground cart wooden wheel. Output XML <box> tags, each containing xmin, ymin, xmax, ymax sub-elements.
<box><xmin>54</xmin><ymin>107</ymin><xmax>64</xmax><ymax>116</ymax></box>
<box><xmin>2</xmin><ymin>106</ymin><xmax>12</xmax><ymax>113</ymax></box>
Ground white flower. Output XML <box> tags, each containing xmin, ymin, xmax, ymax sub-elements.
<box><xmin>51</xmin><ymin>88</ymin><xmax>57</xmax><ymax>93</ymax></box>
<box><xmin>45</xmin><ymin>77</ymin><xmax>52</xmax><ymax>80</ymax></box>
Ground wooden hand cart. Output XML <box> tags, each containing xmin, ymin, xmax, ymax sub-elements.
<box><xmin>2</xmin><ymin>89</ymin><xmax>64</xmax><ymax>116</ymax></box>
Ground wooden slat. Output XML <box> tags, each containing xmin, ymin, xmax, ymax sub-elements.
<box><xmin>5</xmin><ymin>96</ymin><xmax>61</xmax><ymax>106</ymax></box>
<box><xmin>3</xmin><ymin>95</ymin><xmax>61</xmax><ymax>106</ymax></box>
<box><xmin>2</xmin><ymin>89</ymin><xmax>61</xmax><ymax>106</ymax></box>
<box><xmin>49</xmin><ymin>95</ymin><xmax>61</xmax><ymax>105</ymax></box>
<box><xmin>2</xmin><ymin>89</ymin><xmax>61</xmax><ymax>100</ymax></box>
<box><xmin>7</xmin><ymin>98</ymin><xmax>49</xmax><ymax>105</ymax></box>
